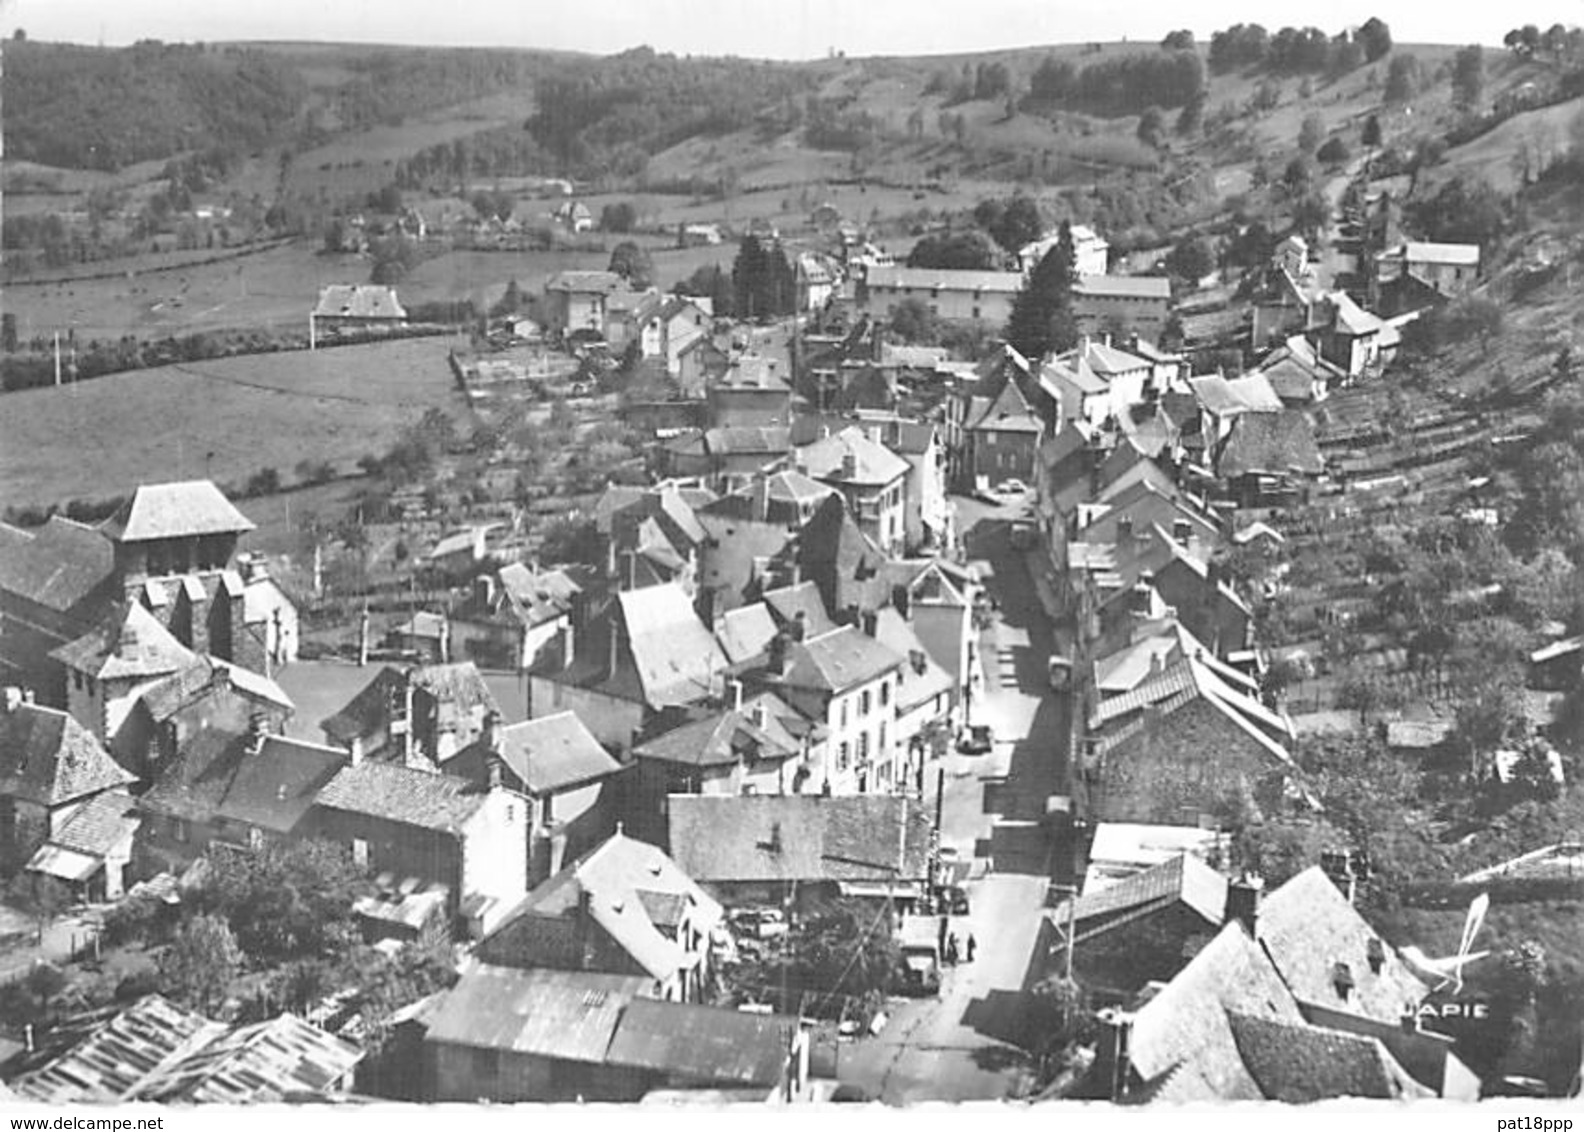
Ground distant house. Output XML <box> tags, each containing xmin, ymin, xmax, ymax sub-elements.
<box><xmin>309</xmin><ymin>759</ymin><xmax>528</xmax><ymax>940</ymax></box>
<box><xmin>964</xmin><ymin>369</ymin><xmax>1044</xmax><ymax>491</ymax></box>
<box><xmin>133</xmin><ymin>731</ymin><xmax>348</xmax><ymax>878</ymax></box>
<box><xmin>1071</xmin><ymin>274</ymin><xmax>1172</xmax><ymax>341</ymax></box>
<box><xmin>708</xmin><ymin>355</ymin><xmax>793</xmax><ymax>429</ymax></box>
<box><xmin>636</xmin><ymin>295</ymin><xmax>711</xmax><ymax>377</ymax></box>
<box><xmin>760</xmin><ymin>623</ymin><xmax>907</xmax><ymax>795</ymax></box>
<box><xmin>1082</xmin><ymin>821</ymin><xmax>1232</xmax><ymax>891</ymax></box>
<box><xmin>665</xmin><ymin>793</ymin><xmax>932</xmax><ymax>911</ymax></box>
<box><xmin>679</xmin><ymin>222</ymin><xmax>723</xmax><ymax>246</ymax></box>
<box><xmin>631</xmin><ymin>699</ymin><xmax>804</xmax><ymax>816</ymax></box>
<box><xmin>443</xmin><ymin>710</ymin><xmax>624</xmax><ymax>885</ymax></box>
<box><xmin>676</xmin><ymin>336</ymin><xmax>731</xmax><ymax>398</ymax></box>
<box><xmin>0</xmin><ymin>691</ymin><xmax>136</xmax><ymax>872</ymax></box>
<box><xmin>1079</xmin><ymin>654</ymin><xmax>1298</xmax><ymax>827</ymax></box>
<box><xmin>1375</xmin><ymin>241</ymin><xmax>1480</xmax><ymax>296</ymax></box>
<box><xmin>542</xmin><ymin>270</ymin><xmax>626</xmax><ymax>337</ymax></box>
<box><xmin>795</xmin><ymin>425</ymin><xmax>911</xmax><ymax>556</ymax></box>
<box><xmin>796</xmin><ymin>253</ymin><xmax>840</xmax><ymax>312</ymax></box>
<box><xmin>26</xmin><ymin>789</ymin><xmax>139</xmax><ymax>903</ymax></box>
<box><xmin>471</xmin><ymin>829</ymin><xmax>724</xmax><ymax>1003</ymax></box>
<box><xmin>1019</xmin><ymin>224</ymin><xmax>1110</xmax><ymax>276</ymax></box>
<box><xmin>50</xmin><ymin>600</ymin><xmax>197</xmax><ymax>747</ymax></box>
<box><xmin>860</xmin><ymin>265</ymin><xmax>1023</xmax><ymax>325</ymax></box>
<box><xmin>11</xmin><ymin>996</ymin><xmax>362</xmax><ymax>1104</ymax></box>
<box><xmin>451</xmin><ymin>564</ymin><xmax>580</xmax><ymax>673</ymax></box>
<box><xmin>425</xmin><ymin>523</ymin><xmax>501</xmax><ymax>577</ymax></box>
<box><xmin>311</xmin><ymin>285</ymin><xmax>407</xmax><ymax>342</ymax></box>
<box><xmin>554</xmin><ymin>200</ymin><xmax>594</xmax><ymax>233</ymax></box>
<box><xmin>530</xmin><ymin>583</ymin><xmax>727</xmax><ymax>755</ymax></box>
<box><xmin>321</xmin><ymin>661</ymin><xmax>499</xmax><ymax>767</ymax></box>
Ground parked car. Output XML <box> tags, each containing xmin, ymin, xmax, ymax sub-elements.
<box><xmin>957</xmin><ymin>724</ymin><xmax>993</xmax><ymax>754</ymax></box>
<box><xmin>995</xmin><ymin>478</ymin><xmax>1028</xmax><ymax>496</ymax></box>
<box><xmin>939</xmin><ymin>885</ymin><xmax>971</xmax><ymax>916</ymax></box>
<box><xmin>729</xmin><ymin>907</ymin><xmax>789</xmax><ymax>940</ymax></box>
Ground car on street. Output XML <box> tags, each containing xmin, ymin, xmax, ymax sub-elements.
<box><xmin>957</xmin><ymin>724</ymin><xmax>993</xmax><ymax>754</ymax></box>
<box><xmin>938</xmin><ymin>885</ymin><xmax>971</xmax><ymax>916</ymax></box>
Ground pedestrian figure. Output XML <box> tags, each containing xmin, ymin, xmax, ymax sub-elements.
<box><xmin>946</xmin><ymin>933</ymin><xmax>960</xmax><ymax>966</ymax></box>
<box><xmin>967</xmin><ymin>933</ymin><xmax>977</xmax><ymax>963</ymax></box>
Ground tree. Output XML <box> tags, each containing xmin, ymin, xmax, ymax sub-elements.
<box><xmin>1165</xmin><ymin>235</ymin><xmax>1215</xmax><ymax>283</ymax></box>
<box><xmin>599</xmin><ymin>201</ymin><xmax>636</xmax><ymax>233</ymax></box>
<box><xmin>1281</xmin><ymin>155</ymin><xmax>1313</xmax><ymax>198</ymax></box>
<box><xmin>1298</xmin><ymin>113</ymin><xmax>1325</xmax><ymax>154</ymax></box>
<box><xmin>188</xmin><ymin>839</ymin><xmax>365</xmax><ymax>964</ymax></box>
<box><xmin>369</xmin><ymin>235</ymin><xmax>419</xmax><ymax>285</ymax></box>
<box><xmin>985</xmin><ymin>196</ymin><xmax>1044</xmax><ymax>254</ymax></box>
<box><xmin>1384</xmin><ymin>54</ymin><xmax>1420</xmax><ymax>104</ymax></box>
<box><xmin>1336</xmin><ymin>665</ymin><xmax>1403</xmax><ymax>724</ymax></box>
<box><xmin>1137</xmin><ymin>105</ymin><xmax>1167</xmax><ymax>149</ymax></box>
<box><xmin>1452</xmin><ymin>45</ymin><xmax>1485</xmax><ymax>111</ymax></box>
<box><xmin>1317</xmin><ymin>136</ymin><xmax>1351</xmax><ymax>167</ymax></box>
<box><xmin>1362</xmin><ymin>114</ymin><xmax>1383</xmax><ymax>149</ymax></box>
<box><xmin>1357</xmin><ymin>17</ymin><xmax>1393</xmax><ymax>63</ymax></box>
<box><xmin>1408</xmin><ymin>175</ymin><xmax>1508</xmax><ymax>252</ymax></box>
<box><xmin>160</xmin><ymin>914</ymin><xmax>243</xmax><ymax>1015</ymax></box>
<box><xmin>907</xmin><ymin>229</ymin><xmax>1003</xmax><ymax>270</ymax></box>
<box><xmin>1</xmin><ymin>313</ymin><xmax>17</xmax><ymax>353</ymax></box>
<box><xmin>1161</xmin><ymin>29</ymin><xmax>1195</xmax><ymax>50</ymax></box>
<box><xmin>1504</xmin><ymin>25</ymin><xmax>1541</xmax><ymax>58</ymax></box>
<box><xmin>608</xmin><ymin>241</ymin><xmax>654</xmax><ymax>289</ymax></box>
<box><xmin>790</xmin><ymin>898</ymin><xmax>901</xmax><ymax>1002</ymax></box>
<box><xmin>1006</xmin><ymin>224</ymin><xmax>1078</xmax><ymax>360</ymax></box>
<box><xmin>888</xmin><ymin>297</ymin><xmax>942</xmax><ymax>345</ymax></box>
<box><xmin>5</xmin><ymin>874</ymin><xmax>73</xmax><ymax>944</ymax></box>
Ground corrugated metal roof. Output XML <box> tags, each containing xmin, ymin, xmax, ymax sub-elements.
<box><xmin>425</xmin><ymin>963</ymin><xmax>651</xmax><ymax>1062</ymax></box>
<box><xmin>606</xmin><ymin>999</ymin><xmax>793</xmax><ymax>1086</ymax></box>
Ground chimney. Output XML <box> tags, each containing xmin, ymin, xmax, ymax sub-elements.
<box><xmin>1172</xmin><ymin>518</ymin><xmax>1192</xmax><ymax>543</ymax></box>
<box><xmin>482</xmin><ymin>709</ymin><xmax>503</xmax><ymax>755</ymax></box>
<box><xmin>118</xmin><ymin>624</ymin><xmax>140</xmax><ymax>660</ymax></box>
<box><xmin>358</xmin><ymin>605</ymin><xmax>371</xmax><ymax>668</ymax></box>
<box><xmin>728</xmin><ymin>678</ymin><xmax>744</xmax><ymax>712</ymax></box>
<box><xmin>790</xmin><ymin>610</ymin><xmax>808</xmax><ymax>642</ymax></box>
<box><xmin>1115</xmin><ymin>516</ymin><xmax>1134</xmax><ymax>546</ymax></box>
<box><xmin>1095</xmin><ymin>1007</ymin><xmax>1133</xmax><ymax>1102</ymax></box>
<box><xmin>841</xmin><ymin>451</ymin><xmax>858</xmax><ymax>480</ymax></box>
<box><xmin>1225</xmin><ymin>874</ymin><xmax>1264</xmax><ymax>935</ymax></box>
<box><xmin>487</xmin><ymin>753</ymin><xmax>504</xmax><ymax>790</ymax></box>
<box><xmin>401</xmin><ymin>668</ymin><xmax>416</xmax><ymax>762</ymax></box>
<box><xmin>246</xmin><ymin>711</ymin><xmax>267</xmax><ymax>757</ymax></box>
<box><xmin>349</xmin><ymin>735</ymin><xmax>364</xmax><ymax>767</ymax></box>
<box><xmin>438</xmin><ymin>613</ymin><xmax>452</xmax><ymax>665</ymax></box>
<box><xmin>475</xmin><ymin>574</ymin><xmax>496</xmax><ymax>610</ymax></box>
<box><xmin>767</xmin><ymin>632</ymin><xmax>791</xmax><ymax>676</ymax></box>
<box><xmin>861</xmin><ymin>610</ymin><xmax>878</xmax><ymax>637</ymax></box>
<box><xmin>607</xmin><ymin>615</ymin><xmax>623</xmax><ymax>682</ymax></box>
<box><xmin>3</xmin><ymin>687</ymin><xmax>23</xmax><ymax>713</ymax></box>
<box><xmin>892</xmin><ymin>584</ymin><xmax>911</xmax><ymax>619</ymax></box>
<box><xmin>750</xmin><ymin>698</ymin><xmax>767</xmax><ymax>730</ymax></box>
<box><xmin>1148</xmin><ymin>651</ymin><xmax>1163</xmax><ymax>677</ymax></box>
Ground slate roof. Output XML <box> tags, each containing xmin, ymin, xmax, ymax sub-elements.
<box><xmin>761</xmin><ymin>581</ymin><xmax>837</xmax><ymax>636</ymax></box>
<box><xmin>1215</xmin><ymin>411</ymin><xmax>1325</xmax><ymax>479</ymax></box>
<box><xmin>1224</xmin><ymin>373</ymin><xmax>1284</xmax><ymax>413</ymax></box>
<box><xmin>424</xmin><ymin>963</ymin><xmax>651</xmax><ymax>1063</ymax></box>
<box><xmin>0</xmin><ymin>702</ymin><xmax>134</xmax><ymax>807</ymax></box>
<box><xmin>1226</xmin><ymin>1012</ymin><xmax>1429</xmax><ymax>1102</ymax></box>
<box><xmin>0</xmin><ymin>515</ymin><xmax>116</xmax><ymax>613</ymax></box>
<box><xmin>51</xmin><ymin>602</ymin><xmax>196</xmax><ymax>681</ymax></box>
<box><xmin>780</xmin><ymin>626</ymin><xmax>905</xmax><ymax>694</ymax></box>
<box><xmin>1062</xmin><ymin>339</ymin><xmax>1150</xmax><ymax>377</ymax></box>
<box><xmin>1125</xmin><ymin>923</ymin><xmax>1306</xmax><ymax>1101</ymax></box>
<box><xmin>1090</xmin><ymin>654</ymin><xmax>1290</xmax><ymax>763</ymax></box>
<box><xmin>666</xmin><ymin>794</ymin><xmax>931</xmax><ymax>884</ymax></box>
<box><xmin>763</xmin><ymin>469</ymin><xmax>838</xmax><ymax>505</ymax></box>
<box><xmin>139</xmin><ymin>655</ymin><xmax>294</xmax><ymax>722</ymax></box>
<box><xmin>46</xmin><ymin>789</ymin><xmax>140</xmax><ymax>857</ymax></box>
<box><xmin>704</xmin><ymin>426</ymin><xmax>791</xmax><ymax>455</ymax></box>
<box><xmin>967</xmin><ymin>377</ymin><xmax>1043</xmax><ymax>434</ymax></box>
<box><xmin>618</xmin><ymin>583</ymin><xmax>727</xmax><ymax>707</ymax></box>
<box><xmin>1058</xmin><ymin>854</ymin><xmax>1227</xmax><ymax>940</ymax></box>
<box><xmin>865</xmin><ymin>265</ymin><xmax>1024</xmax><ymax>294</ymax></box>
<box><xmin>313</xmin><ymin>761</ymin><xmax>490</xmax><ymax>833</ymax></box>
<box><xmin>715</xmin><ymin>603</ymin><xmax>780</xmax><ymax>665</ymax></box>
<box><xmin>1188</xmin><ymin>374</ymin><xmax>1249</xmax><ymax>417</ymax></box>
<box><xmin>320</xmin><ymin>663</ymin><xmax>497</xmax><ymax>745</ymax></box>
<box><xmin>138</xmin><ymin>732</ymin><xmax>346</xmax><ymax>834</ymax></box>
<box><xmin>797</xmin><ymin>426</ymin><xmax>910</xmax><ymax>486</ymax></box>
<box><xmin>451</xmin><ymin>711</ymin><xmax>621</xmax><ymax>795</ymax></box>
<box><xmin>102</xmin><ymin>481</ymin><xmax>255</xmax><ymax>543</ymax></box>
<box><xmin>480</xmin><ymin>831</ymin><xmax>722</xmax><ymax>983</ymax></box>
<box><xmin>312</xmin><ymin>284</ymin><xmax>406</xmax><ymax>320</ymax></box>
<box><xmin>1073</xmin><ymin>274</ymin><xmax>1171</xmax><ymax>299</ymax></box>
<box><xmin>633</xmin><ymin>707</ymin><xmax>797</xmax><ymax>769</ymax></box>
<box><xmin>545</xmin><ymin>270</ymin><xmax>625</xmax><ymax>294</ymax></box>
<box><xmin>606</xmin><ymin>999</ymin><xmax>795</xmax><ymax>1086</ymax></box>
<box><xmin>1257</xmin><ymin>866</ymin><xmax>1430</xmax><ymax>1025</ymax></box>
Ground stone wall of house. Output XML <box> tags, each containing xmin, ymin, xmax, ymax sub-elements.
<box><xmin>460</xmin><ymin>790</ymin><xmax>530</xmax><ymax>924</ymax></box>
<box><xmin>429</xmin><ymin>1042</ymin><xmax>649</xmax><ymax>1103</ymax></box>
<box><xmin>1088</xmin><ymin>699</ymin><xmax>1279</xmax><ymax>826</ymax></box>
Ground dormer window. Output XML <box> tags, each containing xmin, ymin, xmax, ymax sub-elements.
<box><xmin>1367</xmin><ymin>938</ymin><xmax>1386</xmax><ymax>974</ymax></box>
<box><xmin>1333</xmin><ymin>961</ymin><xmax>1355</xmax><ymax>1000</ymax></box>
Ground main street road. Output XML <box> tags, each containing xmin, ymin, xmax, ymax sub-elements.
<box><xmin>835</xmin><ymin>492</ymin><xmax>1073</xmax><ymax>1102</ymax></box>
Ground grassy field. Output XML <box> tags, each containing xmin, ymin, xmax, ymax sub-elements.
<box><xmin>0</xmin><ymin>335</ymin><xmax>472</xmax><ymax>512</ymax></box>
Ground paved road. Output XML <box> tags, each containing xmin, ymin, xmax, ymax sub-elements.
<box><xmin>836</xmin><ymin>493</ymin><xmax>1071</xmax><ymax>1102</ymax></box>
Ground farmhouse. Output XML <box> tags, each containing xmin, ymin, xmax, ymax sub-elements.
<box><xmin>311</xmin><ymin>285</ymin><xmax>407</xmax><ymax>342</ymax></box>
<box><xmin>542</xmin><ymin>271</ymin><xmax>626</xmax><ymax>337</ymax></box>
<box><xmin>1374</xmin><ymin>241</ymin><xmax>1481</xmax><ymax>296</ymax></box>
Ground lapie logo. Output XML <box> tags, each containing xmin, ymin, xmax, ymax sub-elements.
<box><xmin>1404</xmin><ymin>1000</ymin><xmax>1490</xmax><ymax>1020</ymax></box>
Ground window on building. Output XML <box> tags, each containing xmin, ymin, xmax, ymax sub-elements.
<box><xmin>880</xmin><ymin>681</ymin><xmax>890</xmax><ymax>707</ymax></box>
<box><xmin>352</xmin><ymin>838</ymin><xmax>370</xmax><ymax>870</ymax></box>
<box><xmin>878</xmin><ymin>722</ymin><xmax>887</xmax><ymax>753</ymax></box>
<box><xmin>838</xmin><ymin>742</ymin><xmax>850</xmax><ymax>771</ymax></box>
<box><xmin>839</xmin><ymin>699</ymin><xmax>848</xmax><ymax>728</ymax></box>
<box><xmin>72</xmin><ymin>671</ymin><xmax>83</xmax><ymax>692</ymax></box>
<box><xmin>857</xmin><ymin>732</ymin><xmax>869</xmax><ymax>765</ymax></box>
<box><xmin>860</xmin><ymin>690</ymin><xmax>871</xmax><ymax>717</ymax></box>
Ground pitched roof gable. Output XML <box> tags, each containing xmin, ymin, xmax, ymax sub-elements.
<box><xmin>781</xmin><ymin>625</ymin><xmax>904</xmax><ymax>694</ymax></box>
<box><xmin>0</xmin><ymin>702</ymin><xmax>135</xmax><ymax>806</ymax></box>
<box><xmin>51</xmin><ymin>602</ymin><xmax>196</xmax><ymax>681</ymax></box>
<box><xmin>451</xmin><ymin>711</ymin><xmax>621</xmax><ymax>795</ymax></box>
<box><xmin>312</xmin><ymin>761</ymin><xmax>490</xmax><ymax>833</ymax></box>
<box><xmin>102</xmin><ymin>481</ymin><xmax>254</xmax><ymax>543</ymax></box>
<box><xmin>0</xmin><ymin>515</ymin><xmax>117</xmax><ymax>613</ymax></box>
<box><xmin>617</xmin><ymin>583</ymin><xmax>727</xmax><ymax>707</ymax></box>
